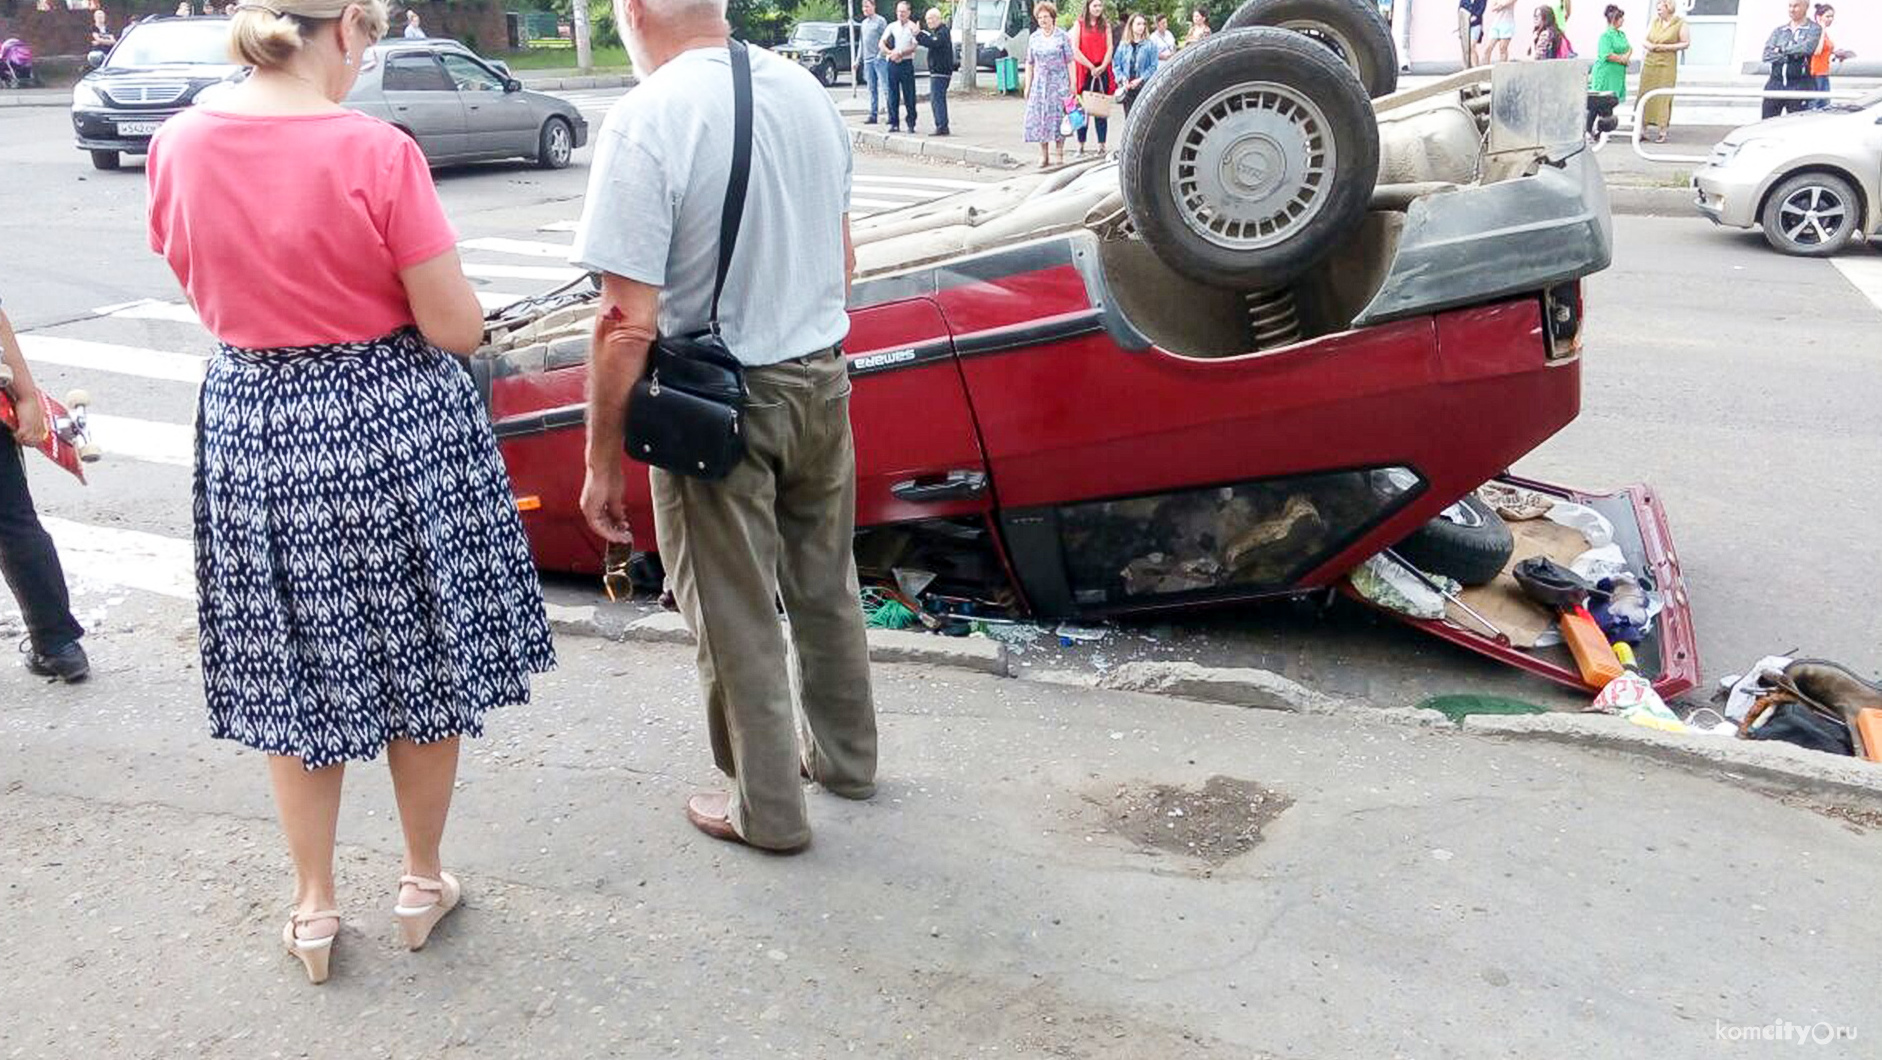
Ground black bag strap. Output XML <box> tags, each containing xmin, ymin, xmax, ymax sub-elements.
<box><xmin>708</xmin><ymin>37</ymin><xmax>753</xmax><ymax>336</ymax></box>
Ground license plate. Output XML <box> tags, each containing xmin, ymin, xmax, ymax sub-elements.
<box><xmin>116</xmin><ymin>121</ymin><xmax>161</xmax><ymax>136</ymax></box>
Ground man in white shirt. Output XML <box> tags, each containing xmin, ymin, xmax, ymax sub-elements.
<box><xmin>403</xmin><ymin>9</ymin><xmax>425</xmax><ymax>38</ymax></box>
<box><xmin>879</xmin><ymin>0</ymin><xmax>920</xmax><ymax>132</ymax></box>
<box><xmin>573</xmin><ymin>0</ymin><xmax>879</xmax><ymax>852</ymax></box>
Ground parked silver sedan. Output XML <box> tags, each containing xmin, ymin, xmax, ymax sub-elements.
<box><xmin>346</xmin><ymin>39</ymin><xmax>588</xmax><ymax>169</ymax></box>
<box><xmin>1692</xmin><ymin>87</ymin><xmax>1882</xmax><ymax>256</ymax></box>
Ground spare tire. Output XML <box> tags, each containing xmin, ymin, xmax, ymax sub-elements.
<box><xmin>1224</xmin><ymin>0</ymin><xmax>1400</xmax><ymax>98</ymax></box>
<box><xmin>1121</xmin><ymin>27</ymin><xmax>1379</xmax><ymax>290</ymax></box>
<box><xmin>1392</xmin><ymin>493</ymin><xmax>1515</xmax><ymax>588</ymax></box>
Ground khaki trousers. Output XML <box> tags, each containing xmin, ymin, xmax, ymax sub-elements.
<box><xmin>650</xmin><ymin>349</ymin><xmax>878</xmax><ymax>849</ymax></box>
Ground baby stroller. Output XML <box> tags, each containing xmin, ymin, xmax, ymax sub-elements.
<box><xmin>1</xmin><ymin>39</ymin><xmax>38</xmax><ymax>89</ymax></box>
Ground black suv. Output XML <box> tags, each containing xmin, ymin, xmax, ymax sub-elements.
<box><xmin>71</xmin><ymin>15</ymin><xmax>244</xmax><ymax>170</ymax></box>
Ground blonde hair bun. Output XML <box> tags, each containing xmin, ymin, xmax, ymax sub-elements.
<box><xmin>229</xmin><ymin>0</ymin><xmax>390</xmax><ymax>69</ymax></box>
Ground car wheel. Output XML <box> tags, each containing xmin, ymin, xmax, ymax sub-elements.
<box><xmin>1223</xmin><ymin>0</ymin><xmax>1399</xmax><ymax>98</ymax></box>
<box><xmin>817</xmin><ymin>58</ymin><xmax>836</xmax><ymax>87</ymax></box>
<box><xmin>89</xmin><ymin>149</ymin><xmax>121</xmax><ymax>171</ymax></box>
<box><xmin>1120</xmin><ymin>28</ymin><xmax>1379</xmax><ymax>290</ymax></box>
<box><xmin>1392</xmin><ymin>493</ymin><xmax>1514</xmax><ymax>588</ymax></box>
<box><xmin>537</xmin><ymin>117</ymin><xmax>573</xmax><ymax>170</ymax></box>
<box><xmin>1759</xmin><ymin>171</ymin><xmax>1860</xmax><ymax>257</ymax></box>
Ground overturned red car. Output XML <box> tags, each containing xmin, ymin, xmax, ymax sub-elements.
<box><xmin>471</xmin><ymin>37</ymin><xmax>1698</xmax><ymax>699</ymax></box>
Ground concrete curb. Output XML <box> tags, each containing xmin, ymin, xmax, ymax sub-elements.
<box><xmin>850</xmin><ymin>127</ymin><xmax>1017</xmax><ymax>169</ymax></box>
<box><xmin>0</xmin><ymin>93</ymin><xmax>68</xmax><ymax>108</ymax></box>
<box><xmin>1461</xmin><ymin>713</ymin><xmax>1882</xmax><ymax>804</ymax></box>
<box><xmin>552</xmin><ymin>605</ymin><xmax>1012</xmax><ymax>676</ymax></box>
<box><xmin>1051</xmin><ymin>660</ymin><xmax>1882</xmax><ymax>804</ymax></box>
<box><xmin>520</xmin><ymin>74</ymin><xmax>637</xmax><ymax>91</ymax></box>
<box><xmin>1606</xmin><ymin>183</ymin><xmax>1695</xmax><ymax>217</ymax></box>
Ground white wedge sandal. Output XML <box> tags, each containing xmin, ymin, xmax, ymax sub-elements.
<box><xmin>393</xmin><ymin>872</ymin><xmax>461</xmax><ymax>951</ymax></box>
<box><xmin>282</xmin><ymin>909</ymin><xmax>340</xmax><ymax>984</ymax></box>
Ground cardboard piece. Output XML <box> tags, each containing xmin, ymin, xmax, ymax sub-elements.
<box><xmin>1445</xmin><ymin>518</ymin><xmax>1590</xmax><ymax>647</ymax></box>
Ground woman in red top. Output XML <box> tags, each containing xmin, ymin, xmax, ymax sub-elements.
<box><xmin>1070</xmin><ymin>0</ymin><xmax>1115</xmax><ymax>156</ymax></box>
<box><xmin>1810</xmin><ymin>4</ymin><xmax>1856</xmax><ymax>109</ymax></box>
<box><xmin>146</xmin><ymin>0</ymin><xmax>554</xmax><ymax>984</ymax></box>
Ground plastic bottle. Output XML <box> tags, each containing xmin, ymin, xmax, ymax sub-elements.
<box><xmin>1561</xmin><ymin>605</ymin><xmax>1625</xmax><ymax>688</ymax></box>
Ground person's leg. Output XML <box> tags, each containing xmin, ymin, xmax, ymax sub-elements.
<box><xmin>267</xmin><ymin>755</ymin><xmax>345</xmax><ymax>939</ymax></box>
<box><xmin>650</xmin><ymin>401</ymin><xmax>809</xmax><ymax>850</ymax></box>
<box><xmin>775</xmin><ymin>353</ymin><xmax>877</xmax><ymax>799</ymax></box>
<box><xmin>865</xmin><ymin>57</ymin><xmax>881</xmax><ymax>121</ymax></box>
<box><xmin>1761</xmin><ymin>79</ymin><xmax>1785</xmax><ymax>120</ymax></box>
<box><xmin>0</xmin><ymin>440</ymin><xmax>83</xmax><ymax>653</ymax></box>
<box><xmin>930</xmin><ymin>73</ymin><xmax>950</xmax><ymax>131</ymax></box>
<box><xmin>887</xmin><ymin>61</ymin><xmax>904</xmax><ymax>129</ymax></box>
<box><xmin>387</xmin><ymin>736</ymin><xmax>459</xmax><ymax>907</ymax></box>
<box><xmin>902</xmin><ymin>61</ymin><xmax>918</xmax><ymax>128</ymax></box>
<box><xmin>1094</xmin><ymin>112</ymin><xmax>1109</xmax><ymax>148</ymax></box>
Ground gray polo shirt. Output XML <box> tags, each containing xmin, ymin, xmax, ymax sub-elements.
<box><xmin>858</xmin><ymin>14</ymin><xmax>887</xmax><ymax>62</ymax></box>
<box><xmin>570</xmin><ymin>46</ymin><xmax>853</xmax><ymax>365</ymax></box>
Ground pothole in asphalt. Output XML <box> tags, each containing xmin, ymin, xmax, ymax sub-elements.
<box><xmin>1096</xmin><ymin>775</ymin><xmax>1293</xmax><ymax>865</ymax></box>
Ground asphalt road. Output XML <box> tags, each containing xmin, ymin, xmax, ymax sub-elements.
<box><xmin>4</xmin><ymin>89</ymin><xmax>1882</xmax><ymax>706</ymax></box>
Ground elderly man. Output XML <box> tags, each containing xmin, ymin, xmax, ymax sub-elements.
<box><xmin>572</xmin><ymin>0</ymin><xmax>878</xmax><ymax>851</ymax></box>
<box><xmin>879</xmin><ymin>0</ymin><xmax>920</xmax><ymax>132</ymax></box>
<box><xmin>914</xmin><ymin>6</ymin><xmax>953</xmax><ymax>136</ymax></box>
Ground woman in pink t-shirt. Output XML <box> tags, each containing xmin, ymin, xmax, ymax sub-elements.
<box><xmin>146</xmin><ymin>0</ymin><xmax>554</xmax><ymax>985</ymax></box>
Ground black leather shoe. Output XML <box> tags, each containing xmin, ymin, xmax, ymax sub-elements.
<box><xmin>24</xmin><ymin>641</ymin><xmax>89</xmax><ymax>683</ymax></box>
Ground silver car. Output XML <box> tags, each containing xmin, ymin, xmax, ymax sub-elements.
<box><xmin>346</xmin><ymin>39</ymin><xmax>588</xmax><ymax>169</ymax></box>
<box><xmin>1692</xmin><ymin>87</ymin><xmax>1882</xmax><ymax>256</ymax></box>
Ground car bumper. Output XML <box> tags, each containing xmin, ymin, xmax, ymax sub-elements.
<box><xmin>71</xmin><ymin>107</ymin><xmax>185</xmax><ymax>154</ymax></box>
<box><xmin>1354</xmin><ymin>147</ymin><xmax>1611</xmax><ymax>327</ymax></box>
<box><xmin>1691</xmin><ymin>166</ymin><xmax>1762</xmax><ymax>229</ymax></box>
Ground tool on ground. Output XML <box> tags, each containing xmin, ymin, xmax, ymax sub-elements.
<box><xmin>1382</xmin><ymin>548</ymin><xmax>1505</xmax><ymax>642</ymax></box>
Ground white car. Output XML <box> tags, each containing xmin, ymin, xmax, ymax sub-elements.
<box><xmin>1692</xmin><ymin>87</ymin><xmax>1882</xmax><ymax>256</ymax></box>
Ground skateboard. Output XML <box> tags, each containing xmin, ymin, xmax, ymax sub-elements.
<box><xmin>0</xmin><ymin>363</ymin><xmax>98</xmax><ymax>484</ymax></box>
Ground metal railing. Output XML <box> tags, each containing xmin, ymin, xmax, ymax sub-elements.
<box><xmin>1624</xmin><ymin>85</ymin><xmax>1867</xmax><ymax>164</ymax></box>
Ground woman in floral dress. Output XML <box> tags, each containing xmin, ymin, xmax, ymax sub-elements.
<box><xmin>1023</xmin><ymin>1</ymin><xmax>1074</xmax><ymax>168</ymax></box>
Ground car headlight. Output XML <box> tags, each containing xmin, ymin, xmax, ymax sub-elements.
<box><xmin>1729</xmin><ymin>138</ymin><xmax>1783</xmax><ymax>162</ymax></box>
<box><xmin>72</xmin><ymin>81</ymin><xmax>103</xmax><ymax>109</ymax></box>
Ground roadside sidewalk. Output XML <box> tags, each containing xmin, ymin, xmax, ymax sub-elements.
<box><xmin>3</xmin><ymin>595</ymin><xmax>1878</xmax><ymax>1058</ymax></box>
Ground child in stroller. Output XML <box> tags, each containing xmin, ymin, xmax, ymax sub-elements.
<box><xmin>1</xmin><ymin>39</ymin><xmax>37</xmax><ymax>89</ymax></box>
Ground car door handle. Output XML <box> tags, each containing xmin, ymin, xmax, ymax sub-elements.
<box><xmin>891</xmin><ymin>470</ymin><xmax>987</xmax><ymax>502</ymax></box>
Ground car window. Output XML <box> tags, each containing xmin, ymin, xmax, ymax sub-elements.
<box><xmin>440</xmin><ymin>53</ymin><xmax>504</xmax><ymax>92</ymax></box>
<box><xmin>383</xmin><ymin>52</ymin><xmax>455</xmax><ymax>92</ymax></box>
<box><xmin>105</xmin><ymin>18</ymin><xmax>232</xmax><ymax>66</ymax></box>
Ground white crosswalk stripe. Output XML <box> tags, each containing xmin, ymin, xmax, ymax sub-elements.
<box><xmin>40</xmin><ymin>518</ymin><xmax>195</xmax><ymax>600</ymax></box>
<box><xmin>18</xmin><ymin>335</ymin><xmax>208</xmax><ymax>384</ymax></box>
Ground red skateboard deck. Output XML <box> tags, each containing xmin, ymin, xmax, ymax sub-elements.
<box><xmin>0</xmin><ymin>364</ymin><xmax>97</xmax><ymax>484</ymax></box>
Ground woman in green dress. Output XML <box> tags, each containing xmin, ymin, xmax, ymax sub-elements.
<box><xmin>1588</xmin><ymin>5</ymin><xmax>1631</xmax><ymax>98</ymax></box>
<box><xmin>1637</xmin><ymin>0</ymin><xmax>1689</xmax><ymax>142</ymax></box>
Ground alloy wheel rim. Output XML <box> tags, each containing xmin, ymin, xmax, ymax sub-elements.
<box><xmin>1778</xmin><ymin>185</ymin><xmax>1847</xmax><ymax>246</ymax></box>
<box><xmin>1168</xmin><ymin>80</ymin><xmax>1336</xmax><ymax>251</ymax></box>
<box><xmin>1278</xmin><ymin>19</ymin><xmax>1358</xmax><ymax>71</ymax></box>
<box><xmin>550</xmin><ymin>123</ymin><xmax>571</xmax><ymax>164</ymax></box>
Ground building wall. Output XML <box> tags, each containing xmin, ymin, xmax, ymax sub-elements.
<box><xmin>1393</xmin><ymin>0</ymin><xmax>1882</xmax><ymax>75</ymax></box>
<box><xmin>0</xmin><ymin>1</ymin><xmax>511</xmax><ymax>59</ymax></box>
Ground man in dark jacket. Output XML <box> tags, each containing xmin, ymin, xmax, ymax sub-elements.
<box><xmin>1761</xmin><ymin>0</ymin><xmax>1823</xmax><ymax>118</ymax></box>
<box><xmin>915</xmin><ymin>6</ymin><xmax>954</xmax><ymax>136</ymax></box>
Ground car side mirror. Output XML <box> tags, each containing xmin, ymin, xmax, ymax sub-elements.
<box><xmin>504</xmin><ymin>78</ymin><xmax>522</xmax><ymax>93</ymax></box>
<box><xmin>490</xmin><ymin>59</ymin><xmax>512</xmax><ymax>77</ymax></box>
<box><xmin>87</xmin><ymin>50</ymin><xmax>106</xmax><ymax>69</ymax></box>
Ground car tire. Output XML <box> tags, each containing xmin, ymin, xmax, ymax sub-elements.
<box><xmin>89</xmin><ymin>149</ymin><xmax>120</xmax><ymax>171</ymax></box>
<box><xmin>817</xmin><ymin>58</ymin><xmax>836</xmax><ymax>86</ymax></box>
<box><xmin>1120</xmin><ymin>27</ymin><xmax>1379</xmax><ymax>290</ymax></box>
<box><xmin>1223</xmin><ymin>0</ymin><xmax>1399</xmax><ymax>98</ymax></box>
<box><xmin>536</xmin><ymin>117</ymin><xmax>573</xmax><ymax>170</ymax></box>
<box><xmin>1759</xmin><ymin>171</ymin><xmax>1860</xmax><ymax>257</ymax></box>
<box><xmin>1392</xmin><ymin>492</ymin><xmax>1514</xmax><ymax>588</ymax></box>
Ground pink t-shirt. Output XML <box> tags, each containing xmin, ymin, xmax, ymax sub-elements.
<box><xmin>147</xmin><ymin>108</ymin><xmax>458</xmax><ymax>350</ymax></box>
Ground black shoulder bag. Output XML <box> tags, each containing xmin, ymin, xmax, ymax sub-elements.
<box><xmin>623</xmin><ymin>38</ymin><xmax>754</xmax><ymax>481</ymax></box>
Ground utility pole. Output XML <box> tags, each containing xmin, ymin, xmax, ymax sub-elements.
<box><xmin>960</xmin><ymin>0</ymin><xmax>978</xmax><ymax>91</ymax></box>
<box><xmin>572</xmin><ymin>0</ymin><xmax>594</xmax><ymax>72</ymax></box>
<box><xmin>851</xmin><ymin>0</ymin><xmax>860</xmax><ymax>98</ymax></box>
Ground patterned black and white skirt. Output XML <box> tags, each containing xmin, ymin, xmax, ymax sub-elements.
<box><xmin>194</xmin><ymin>328</ymin><xmax>556</xmax><ymax>770</ymax></box>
